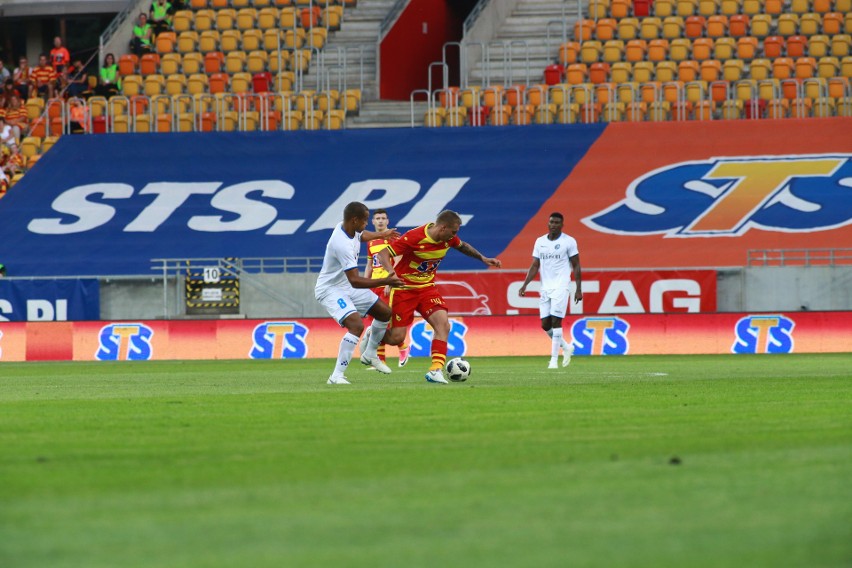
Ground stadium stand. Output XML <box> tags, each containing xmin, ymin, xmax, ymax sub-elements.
<box><xmin>5</xmin><ymin>0</ymin><xmax>852</xmax><ymax>192</ymax></box>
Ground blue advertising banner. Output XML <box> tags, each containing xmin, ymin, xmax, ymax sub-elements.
<box><xmin>0</xmin><ymin>279</ymin><xmax>100</xmax><ymax>321</ymax></box>
<box><xmin>0</xmin><ymin>126</ymin><xmax>603</xmax><ymax>276</ymax></box>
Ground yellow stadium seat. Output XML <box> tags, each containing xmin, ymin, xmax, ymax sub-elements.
<box><xmin>308</xmin><ymin>27</ymin><xmax>328</xmax><ymax>50</ymax></box>
<box><xmin>220</xmin><ymin>30</ymin><xmax>242</xmax><ymax>53</ymax></box>
<box><xmin>655</xmin><ymin>0</ymin><xmax>676</xmax><ymax>16</ymax></box>
<box><xmin>750</xmin><ymin>58</ymin><xmax>772</xmax><ymax>80</ymax></box>
<box><xmin>242</xmin><ymin>29</ymin><xmax>263</xmax><ymax>51</ymax></box>
<box><xmin>237</xmin><ymin>8</ymin><xmax>258</xmax><ymax>30</ymax></box>
<box><xmin>800</xmin><ymin>13</ymin><xmax>822</xmax><ymax>36</ymax></box>
<box><xmin>617</xmin><ymin>18</ymin><xmax>640</xmax><ymax>41</ymax></box>
<box><xmin>580</xmin><ymin>41</ymin><xmax>603</xmax><ymax>63</ymax></box>
<box><xmin>677</xmin><ymin>0</ymin><xmax>699</xmax><ymax>16</ymax></box>
<box><xmin>247</xmin><ymin>50</ymin><xmax>269</xmax><ymax>73</ymax></box>
<box><xmin>198</xmin><ymin>30</ymin><xmax>221</xmax><ymax>53</ymax></box>
<box><xmin>719</xmin><ymin>0</ymin><xmax>740</xmax><ymax>16</ymax></box>
<box><xmin>656</xmin><ymin>61</ymin><xmax>678</xmax><ymax>82</ymax></box>
<box><xmin>777</xmin><ymin>15</ymin><xmax>800</xmax><ymax>37</ymax></box>
<box><xmin>818</xmin><ymin>56</ymin><xmax>840</xmax><ymax>78</ymax></box>
<box><xmin>662</xmin><ymin>17</ymin><xmax>685</xmax><ymax>39</ymax></box>
<box><xmin>122</xmin><ymin>75</ymin><xmax>143</xmax><ymax>97</ymax></box>
<box><xmin>669</xmin><ymin>38</ymin><xmax>691</xmax><ymax>61</ymax></box>
<box><xmin>611</xmin><ymin>62</ymin><xmax>633</xmax><ymax>83</ymax></box>
<box><xmin>697</xmin><ymin>0</ymin><xmax>718</xmax><ymax>16</ymax></box>
<box><xmin>173</xmin><ymin>10</ymin><xmax>194</xmax><ymax>33</ymax></box>
<box><xmin>750</xmin><ymin>14</ymin><xmax>772</xmax><ymax>38</ymax></box>
<box><xmin>182</xmin><ymin>52</ymin><xmax>203</xmax><ymax>74</ymax></box>
<box><xmin>602</xmin><ymin>40</ymin><xmax>625</xmax><ymax>63</ymax></box>
<box><xmin>724</xmin><ymin>59</ymin><xmax>744</xmax><ymax>81</ymax></box>
<box><xmin>194</xmin><ymin>9</ymin><xmax>215</xmax><ymax>31</ymax></box>
<box><xmin>258</xmin><ymin>7</ymin><xmax>279</xmax><ymax>30</ymax></box>
<box><xmin>285</xmin><ymin>28</ymin><xmax>306</xmax><ymax>50</ymax></box>
<box><xmin>187</xmin><ymin>73</ymin><xmax>209</xmax><ymax>95</ymax></box>
<box><xmin>143</xmin><ymin>74</ymin><xmax>165</xmax><ymax>96</ymax></box>
<box><xmin>831</xmin><ymin>35</ymin><xmax>851</xmax><ymax>58</ymax></box>
<box><xmin>165</xmin><ymin>74</ymin><xmax>187</xmax><ymax>96</ymax></box>
<box><xmin>160</xmin><ymin>53</ymin><xmax>182</xmax><ymax>76</ymax></box>
<box><xmin>279</xmin><ymin>7</ymin><xmax>297</xmax><ymax>29</ymax></box>
<box><xmin>225</xmin><ymin>51</ymin><xmax>247</xmax><ymax>73</ymax></box>
<box><xmin>640</xmin><ymin>17</ymin><xmax>663</xmax><ymax>40</ymax></box>
<box><xmin>714</xmin><ymin>37</ymin><xmax>736</xmax><ymax>60</ymax></box>
<box><xmin>216</xmin><ymin>9</ymin><xmax>237</xmax><ymax>31</ymax></box>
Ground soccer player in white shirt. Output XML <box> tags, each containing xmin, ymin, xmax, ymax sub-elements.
<box><xmin>518</xmin><ymin>212</ymin><xmax>583</xmax><ymax>369</ymax></box>
<box><xmin>315</xmin><ymin>202</ymin><xmax>404</xmax><ymax>384</ymax></box>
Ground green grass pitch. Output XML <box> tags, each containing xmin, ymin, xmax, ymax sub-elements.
<box><xmin>1</xmin><ymin>354</ymin><xmax>850</xmax><ymax>568</ymax></box>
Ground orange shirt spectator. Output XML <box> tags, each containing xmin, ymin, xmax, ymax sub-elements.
<box><xmin>50</xmin><ymin>36</ymin><xmax>71</xmax><ymax>72</ymax></box>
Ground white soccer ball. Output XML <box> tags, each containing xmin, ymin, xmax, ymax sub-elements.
<box><xmin>445</xmin><ymin>358</ymin><xmax>471</xmax><ymax>382</ymax></box>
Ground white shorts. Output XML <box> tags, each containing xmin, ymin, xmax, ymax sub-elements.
<box><xmin>317</xmin><ymin>287</ymin><xmax>380</xmax><ymax>326</ymax></box>
<box><xmin>539</xmin><ymin>288</ymin><xmax>569</xmax><ymax>320</ymax></box>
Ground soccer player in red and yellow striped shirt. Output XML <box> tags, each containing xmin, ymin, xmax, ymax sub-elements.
<box><xmin>376</xmin><ymin>210</ymin><xmax>501</xmax><ymax>384</ymax></box>
<box><xmin>363</xmin><ymin>209</ymin><xmax>411</xmax><ymax>367</ymax></box>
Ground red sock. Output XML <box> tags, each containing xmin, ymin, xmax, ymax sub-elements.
<box><xmin>430</xmin><ymin>339</ymin><xmax>447</xmax><ymax>371</ymax></box>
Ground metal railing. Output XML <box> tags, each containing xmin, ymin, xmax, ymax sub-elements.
<box><xmin>747</xmin><ymin>249</ymin><xmax>852</xmax><ymax>267</ymax></box>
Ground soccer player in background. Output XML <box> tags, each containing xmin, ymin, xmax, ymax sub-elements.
<box><xmin>362</xmin><ymin>208</ymin><xmax>411</xmax><ymax>368</ymax></box>
<box><xmin>314</xmin><ymin>202</ymin><xmax>403</xmax><ymax>385</ymax></box>
<box><xmin>518</xmin><ymin>212</ymin><xmax>583</xmax><ymax>369</ymax></box>
<box><xmin>376</xmin><ymin>210</ymin><xmax>501</xmax><ymax>384</ymax></box>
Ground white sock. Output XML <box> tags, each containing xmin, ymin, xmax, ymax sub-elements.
<box><xmin>546</xmin><ymin>328</ymin><xmax>571</xmax><ymax>352</ymax></box>
<box><xmin>551</xmin><ymin>328</ymin><xmax>563</xmax><ymax>359</ymax></box>
<box><xmin>364</xmin><ymin>319</ymin><xmax>388</xmax><ymax>358</ymax></box>
<box><xmin>334</xmin><ymin>332</ymin><xmax>359</xmax><ymax>376</ymax></box>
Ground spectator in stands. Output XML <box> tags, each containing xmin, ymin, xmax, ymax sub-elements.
<box><xmin>0</xmin><ymin>115</ymin><xmax>18</xmax><ymax>153</ymax></box>
<box><xmin>64</xmin><ymin>59</ymin><xmax>88</xmax><ymax>98</ymax></box>
<box><xmin>13</xmin><ymin>57</ymin><xmax>32</xmax><ymax>100</ymax></box>
<box><xmin>31</xmin><ymin>54</ymin><xmax>58</xmax><ymax>99</ymax></box>
<box><xmin>0</xmin><ymin>60</ymin><xmax>10</xmax><ymax>84</ymax></box>
<box><xmin>1</xmin><ymin>80</ymin><xmax>21</xmax><ymax>107</ymax></box>
<box><xmin>150</xmin><ymin>0</ymin><xmax>173</xmax><ymax>37</ymax></box>
<box><xmin>131</xmin><ymin>13</ymin><xmax>154</xmax><ymax>56</ymax></box>
<box><xmin>97</xmin><ymin>53</ymin><xmax>121</xmax><ymax>97</ymax></box>
<box><xmin>0</xmin><ymin>262</ymin><xmax>5</xmax><ymax>276</ymax></box>
<box><xmin>50</xmin><ymin>37</ymin><xmax>71</xmax><ymax>74</ymax></box>
<box><xmin>68</xmin><ymin>98</ymin><xmax>89</xmax><ymax>134</ymax></box>
<box><xmin>3</xmin><ymin>95</ymin><xmax>27</xmax><ymax>144</ymax></box>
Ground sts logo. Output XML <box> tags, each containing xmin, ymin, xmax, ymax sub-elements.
<box><xmin>249</xmin><ymin>321</ymin><xmax>308</xmax><ymax>359</ymax></box>
<box><xmin>732</xmin><ymin>315</ymin><xmax>795</xmax><ymax>354</ymax></box>
<box><xmin>571</xmin><ymin>317</ymin><xmax>630</xmax><ymax>355</ymax></box>
<box><xmin>96</xmin><ymin>323</ymin><xmax>154</xmax><ymax>361</ymax></box>
<box><xmin>409</xmin><ymin>318</ymin><xmax>468</xmax><ymax>357</ymax></box>
<box><xmin>584</xmin><ymin>155</ymin><xmax>851</xmax><ymax>237</ymax></box>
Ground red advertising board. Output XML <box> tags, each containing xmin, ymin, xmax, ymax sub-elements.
<box><xmin>1</xmin><ymin>310</ymin><xmax>849</xmax><ymax>362</ymax></box>
<box><xmin>438</xmin><ymin>269</ymin><xmax>716</xmax><ymax>315</ymax></box>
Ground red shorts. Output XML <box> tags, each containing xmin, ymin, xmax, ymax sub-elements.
<box><xmin>388</xmin><ymin>286</ymin><xmax>447</xmax><ymax>328</ymax></box>
<box><xmin>371</xmin><ymin>285</ymin><xmax>388</xmax><ymax>304</ymax></box>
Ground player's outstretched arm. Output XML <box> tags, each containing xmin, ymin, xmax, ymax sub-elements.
<box><xmin>519</xmin><ymin>258</ymin><xmax>541</xmax><ymax>297</ymax></box>
<box><xmin>456</xmin><ymin>241</ymin><xmax>502</xmax><ymax>268</ymax></box>
<box><xmin>345</xmin><ymin>267</ymin><xmax>404</xmax><ymax>289</ymax></box>
<box><xmin>361</xmin><ymin>228</ymin><xmax>400</xmax><ymax>242</ymax></box>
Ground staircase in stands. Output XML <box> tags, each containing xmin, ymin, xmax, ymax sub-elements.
<box><xmin>467</xmin><ymin>0</ymin><xmax>582</xmax><ymax>88</ymax></box>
